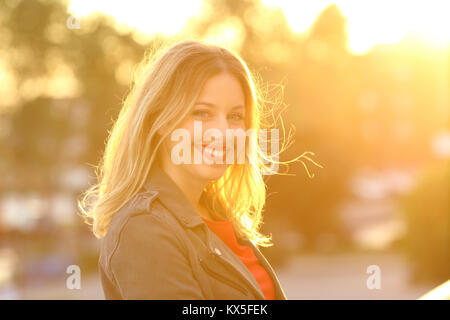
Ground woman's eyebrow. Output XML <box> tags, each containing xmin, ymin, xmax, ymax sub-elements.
<box><xmin>194</xmin><ymin>101</ymin><xmax>245</xmax><ymax>110</ymax></box>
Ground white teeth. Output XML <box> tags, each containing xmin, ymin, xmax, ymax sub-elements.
<box><xmin>213</xmin><ymin>149</ymin><xmax>223</xmax><ymax>157</ymax></box>
<box><xmin>203</xmin><ymin>144</ymin><xmax>224</xmax><ymax>160</ymax></box>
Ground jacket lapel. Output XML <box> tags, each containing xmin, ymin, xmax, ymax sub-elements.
<box><xmin>238</xmin><ymin>237</ymin><xmax>288</xmax><ymax>300</ymax></box>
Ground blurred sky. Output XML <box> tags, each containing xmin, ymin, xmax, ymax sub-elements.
<box><xmin>68</xmin><ymin>0</ymin><xmax>450</xmax><ymax>54</ymax></box>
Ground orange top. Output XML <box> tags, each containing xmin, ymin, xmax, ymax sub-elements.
<box><xmin>201</xmin><ymin>214</ymin><xmax>276</xmax><ymax>300</ymax></box>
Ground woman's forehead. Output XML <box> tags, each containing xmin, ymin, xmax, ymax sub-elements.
<box><xmin>196</xmin><ymin>73</ymin><xmax>246</xmax><ymax>108</ymax></box>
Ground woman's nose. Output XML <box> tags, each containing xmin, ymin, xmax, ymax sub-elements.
<box><xmin>216</xmin><ymin>115</ymin><xmax>230</xmax><ymax>135</ymax></box>
<box><xmin>202</xmin><ymin>115</ymin><xmax>230</xmax><ymax>145</ymax></box>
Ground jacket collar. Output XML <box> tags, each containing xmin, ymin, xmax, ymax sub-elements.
<box><xmin>141</xmin><ymin>164</ymin><xmax>205</xmax><ymax>229</ymax></box>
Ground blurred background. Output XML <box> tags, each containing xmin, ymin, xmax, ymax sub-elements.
<box><xmin>0</xmin><ymin>0</ymin><xmax>448</xmax><ymax>299</ymax></box>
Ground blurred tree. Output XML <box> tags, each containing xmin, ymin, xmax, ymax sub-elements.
<box><xmin>1</xmin><ymin>0</ymin><xmax>148</xmax><ymax>193</ymax></box>
<box><xmin>398</xmin><ymin>161</ymin><xmax>450</xmax><ymax>285</ymax></box>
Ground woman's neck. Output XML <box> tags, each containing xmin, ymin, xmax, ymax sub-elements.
<box><xmin>159</xmin><ymin>162</ymin><xmax>214</xmax><ymax>220</ymax></box>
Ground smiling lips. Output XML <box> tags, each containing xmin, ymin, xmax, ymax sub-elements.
<box><xmin>196</xmin><ymin>143</ymin><xmax>229</xmax><ymax>163</ymax></box>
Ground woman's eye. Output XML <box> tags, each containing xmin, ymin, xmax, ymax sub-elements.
<box><xmin>229</xmin><ymin>113</ymin><xmax>244</xmax><ymax>121</ymax></box>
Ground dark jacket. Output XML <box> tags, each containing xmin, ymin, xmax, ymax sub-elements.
<box><xmin>98</xmin><ymin>164</ymin><xmax>288</xmax><ymax>300</ymax></box>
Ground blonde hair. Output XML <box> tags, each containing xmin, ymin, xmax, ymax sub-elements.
<box><xmin>78</xmin><ymin>39</ymin><xmax>322</xmax><ymax>247</ymax></box>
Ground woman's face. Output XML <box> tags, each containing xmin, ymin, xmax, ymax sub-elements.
<box><xmin>160</xmin><ymin>72</ymin><xmax>247</xmax><ymax>182</ymax></box>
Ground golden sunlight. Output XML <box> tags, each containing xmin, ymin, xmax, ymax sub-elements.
<box><xmin>264</xmin><ymin>0</ymin><xmax>450</xmax><ymax>54</ymax></box>
<box><xmin>68</xmin><ymin>0</ymin><xmax>204</xmax><ymax>36</ymax></box>
<box><xmin>69</xmin><ymin>0</ymin><xmax>449</xmax><ymax>55</ymax></box>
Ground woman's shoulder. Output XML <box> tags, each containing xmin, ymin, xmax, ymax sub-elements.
<box><xmin>97</xmin><ymin>191</ymin><xmax>200</xmax><ymax>299</ymax></box>
<box><xmin>98</xmin><ymin>190</ymin><xmax>175</xmax><ymax>267</ymax></box>
<box><xmin>109</xmin><ymin>191</ymin><xmax>161</xmax><ymax>233</ymax></box>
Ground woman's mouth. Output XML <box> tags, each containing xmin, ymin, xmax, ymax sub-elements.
<box><xmin>194</xmin><ymin>142</ymin><xmax>229</xmax><ymax>164</ymax></box>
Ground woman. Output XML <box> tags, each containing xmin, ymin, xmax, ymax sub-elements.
<box><xmin>79</xmin><ymin>40</ymin><xmax>317</xmax><ymax>300</ymax></box>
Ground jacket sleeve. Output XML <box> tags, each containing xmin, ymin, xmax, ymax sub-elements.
<box><xmin>109</xmin><ymin>213</ymin><xmax>205</xmax><ymax>300</ymax></box>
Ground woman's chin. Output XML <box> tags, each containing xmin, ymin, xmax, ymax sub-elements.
<box><xmin>194</xmin><ymin>163</ymin><xmax>228</xmax><ymax>181</ymax></box>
